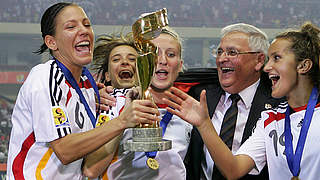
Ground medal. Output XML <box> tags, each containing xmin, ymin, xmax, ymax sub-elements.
<box><xmin>291</xmin><ymin>176</ymin><xmax>300</xmax><ymax>180</ymax></box>
<box><xmin>146</xmin><ymin>157</ymin><xmax>159</xmax><ymax>170</ymax></box>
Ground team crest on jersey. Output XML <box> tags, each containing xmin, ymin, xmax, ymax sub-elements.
<box><xmin>97</xmin><ymin>114</ymin><xmax>110</xmax><ymax>127</ymax></box>
<box><xmin>52</xmin><ymin>107</ymin><xmax>70</xmax><ymax>127</ymax></box>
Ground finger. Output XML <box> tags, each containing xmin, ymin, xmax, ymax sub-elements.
<box><xmin>170</xmin><ymin>87</ymin><xmax>189</xmax><ymax>101</ymax></box>
<box><xmin>200</xmin><ymin>90</ymin><xmax>209</xmax><ymax>114</ymax></box>
<box><xmin>106</xmin><ymin>86</ymin><xmax>114</xmax><ymax>93</ymax></box>
<box><xmin>163</xmin><ymin>90</ymin><xmax>183</xmax><ymax>106</ymax></box>
<box><xmin>165</xmin><ymin>106</ymin><xmax>184</xmax><ymax>118</ymax></box>
<box><xmin>97</xmin><ymin>82</ymin><xmax>105</xmax><ymax>89</ymax></box>
<box><xmin>162</xmin><ymin>97</ymin><xmax>181</xmax><ymax>111</ymax></box>
<box><xmin>99</xmin><ymin>104</ymin><xmax>111</xmax><ymax>111</ymax></box>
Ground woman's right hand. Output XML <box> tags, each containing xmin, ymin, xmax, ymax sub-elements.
<box><xmin>163</xmin><ymin>87</ymin><xmax>211</xmax><ymax>129</ymax></box>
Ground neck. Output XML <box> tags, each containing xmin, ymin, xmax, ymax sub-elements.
<box><xmin>54</xmin><ymin>55</ymin><xmax>82</xmax><ymax>83</ymax></box>
<box><xmin>287</xmin><ymin>78</ymin><xmax>315</xmax><ymax>108</ymax></box>
<box><xmin>150</xmin><ymin>89</ymin><xmax>166</xmax><ymax>104</ymax></box>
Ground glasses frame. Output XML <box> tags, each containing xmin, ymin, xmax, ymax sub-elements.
<box><xmin>213</xmin><ymin>48</ymin><xmax>260</xmax><ymax>58</ymax></box>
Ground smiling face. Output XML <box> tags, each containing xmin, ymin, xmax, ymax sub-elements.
<box><xmin>106</xmin><ymin>45</ymin><xmax>137</xmax><ymax>89</ymax></box>
<box><xmin>264</xmin><ymin>38</ymin><xmax>299</xmax><ymax>98</ymax></box>
<box><xmin>216</xmin><ymin>32</ymin><xmax>264</xmax><ymax>94</ymax></box>
<box><xmin>150</xmin><ymin>33</ymin><xmax>182</xmax><ymax>92</ymax></box>
<box><xmin>46</xmin><ymin>5</ymin><xmax>94</xmax><ymax>73</ymax></box>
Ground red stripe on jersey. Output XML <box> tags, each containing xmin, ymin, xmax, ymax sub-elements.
<box><xmin>81</xmin><ymin>78</ymin><xmax>92</xmax><ymax>89</ymax></box>
<box><xmin>264</xmin><ymin>103</ymin><xmax>320</xmax><ymax>128</ymax></box>
<box><xmin>264</xmin><ymin>112</ymin><xmax>285</xmax><ymax>128</ymax></box>
<box><xmin>156</xmin><ymin>104</ymin><xmax>168</xmax><ymax>108</ymax></box>
<box><xmin>12</xmin><ymin>132</ymin><xmax>35</xmax><ymax>180</ymax></box>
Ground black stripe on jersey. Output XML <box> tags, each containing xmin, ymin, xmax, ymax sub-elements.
<box><xmin>49</xmin><ymin>62</ymin><xmax>65</xmax><ymax>105</ymax></box>
<box><xmin>49</xmin><ymin>62</ymin><xmax>56</xmax><ymax>106</ymax></box>
<box><xmin>63</xmin><ymin>127</ymin><xmax>68</xmax><ymax>136</ymax></box>
<box><xmin>57</xmin><ymin>128</ymin><xmax>62</xmax><ymax>138</ymax></box>
<box><xmin>68</xmin><ymin>127</ymin><xmax>72</xmax><ymax>134</ymax></box>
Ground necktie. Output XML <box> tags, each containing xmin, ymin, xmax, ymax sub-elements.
<box><xmin>212</xmin><ymin>94</ymin><xmax>241</xmax><ymax>180</ymax></box>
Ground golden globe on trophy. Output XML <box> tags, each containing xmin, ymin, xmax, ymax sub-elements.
<box><xmin>123</xmin><ymin>8</ymin><xmax>172</xmax><ymax>155</ymax></box>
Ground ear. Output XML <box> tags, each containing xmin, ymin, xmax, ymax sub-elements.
<box><xmin>178</xmin><ymin>59</ymin><xmax>184</xmax><ymax>72</ymax></box>
<box><xmin>297</xmin><ymin>59</ymin><xmax>313</xmax><ymax>74</ymax></box>
<box><xmin>104</xmin><ymin>71</ymin><xmax>111</xmax><ymax>82</ymax></box>
<box><xmin>44</xmin><ymin>35</ymin><xmax>58</xmax><ymax>51</ymax></box>
<box><xmin>254</xmin><ymin>53</ymin><xmax>265</xmax><ymax>71</ymax></box>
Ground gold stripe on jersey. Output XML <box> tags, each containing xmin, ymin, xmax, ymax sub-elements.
<box><xmin>35</xmin><ymin>147</ymin><xmax>54</xmax><ymax>180</ymax></box>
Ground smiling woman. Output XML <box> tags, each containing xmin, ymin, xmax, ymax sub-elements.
<box><xmin>6</xmin><ymin>2</ymin><xmax>159</xmax><ymax>180</ymax></box>
<box><xmin>91</xmin><ymin>32</ymin><xmax>138</xmax><ymax>89</ymax></box>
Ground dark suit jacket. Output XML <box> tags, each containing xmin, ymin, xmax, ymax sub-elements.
<box><xmin>184</xmin><ymin>71</ymin><xmax>283</xmax><ymax>180</ymax></box>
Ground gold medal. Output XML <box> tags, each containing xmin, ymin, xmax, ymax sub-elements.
<box><xmin>146</xmin><ymin>158</ymin><xmax>159</xmax><ymax>170</ymax></box>
<box><xmin>291</xmin><ymin>176</ymin><xmax>300</xmax><ymax>180</ymax></box>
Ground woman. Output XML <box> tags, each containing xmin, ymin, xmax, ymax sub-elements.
<box><xmin>164</xmin><ymin>22</ymin><xmax>320</xmax><ymax>180</ymax></box>
<box><xmin>94</xmin><ymin>26</ymin><xmax>193</xmax><ymax>180</ymax></box>
<box><xmin>6</xmin><ymin>3</ymin><xmax>159</xmax><ymax>179</ymax></box>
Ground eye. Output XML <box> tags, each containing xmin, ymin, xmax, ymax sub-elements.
<box><xmin>128</xmin><ymin>56</ymin><xmax>137</xmax><ymax>62</ymax></box>
<box><xmin>228</xmin><ymin>49</ymin><xmax>238</xmax><ymax>56</ymax></box>
<box><xmin>112</xmin><ymin>58</ymin><xmax>120</xmax><ymax>62</ymax></box>
<box><xmin>216</xmin><ymin>48</ymin><xmax>224</xmax><ymax>56</ymax></box>
<box><xmin>167</xmin><ymin>52</ymin><xmax>176</xmax><ymax>58</ymax></box>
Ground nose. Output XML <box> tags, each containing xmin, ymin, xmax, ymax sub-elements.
<box><xmin>263</xmin><ymin>59</ymin><xmax>272</xmax><ymax>73</ymax></box>
<box><xmin>157</xmin><ymin>51</ymin><xmax>167</xmax><ymax>65</ymax></box>
<box><xmin>79</xmin><ymin>24</ymin><xmax>91</xmax><ymax>36</ymax></box>
<box><xmin>121</xmin><ymin>58</ymin><xmax>129</xmax><ymax>65</ymax></box>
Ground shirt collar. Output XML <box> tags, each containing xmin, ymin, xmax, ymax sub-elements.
<box><xmin>224</xmin><ymin>79</ymin><xmax>260</xmax><ymax>109</ymax></box>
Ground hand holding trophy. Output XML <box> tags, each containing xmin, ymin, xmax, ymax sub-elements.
<box><xmin>123</xmin><ymin>8</ymin><xmax>172</xmax><ymax>170</ymax></box>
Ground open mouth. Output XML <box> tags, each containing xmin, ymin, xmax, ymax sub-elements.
<box><xmin>221</xmin><ymin>67</ymin><xmax>235</xmax><ymax>73</ymax></box>
<box><xmin>119</xmin><ymin>70</ymin><xmax>134</xmax><ymax>80</ymax></box>
<box><xmin>269</xmin><ymin>74</ymin><xmax>280</xmax><ymax>86</ymax></box>
<box><xmin>75</xmin><ymin>41</ymin><xmax>90</xmax><ymax>53</ymax></box>
<box><xmin>155</xmin><ymin>70</ymin><xmax>168</xmax><ymax>78</ymax></box>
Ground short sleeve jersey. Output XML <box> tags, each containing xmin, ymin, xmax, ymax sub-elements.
<box><xmin>236</xmin><ymin>101</ymin><xmax>320</xmax><ymax>180</ymax></box>
<box><xmin>7</xmin><ymin>60</ymin><xmax>96</xmax><ymax>180</ymax></box>
<box><xmin>98</xmin><ymin>89</ymin><xmax>193</xmax><ymax>180</ymax></box>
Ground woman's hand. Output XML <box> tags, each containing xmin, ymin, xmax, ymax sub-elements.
<box><xmin>163</xmin><ymin>87</ymin><xmax>211</xmax><ymax>129</ymax></box>
<box><xmin>97</xmin><ymin>82</ymin><xmax>116</xmax><ymax>111</ymax></box>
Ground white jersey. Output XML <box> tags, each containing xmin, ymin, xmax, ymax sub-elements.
<box><xmin>236</xmin><ymin>101</ymin><xmax>320</xmax><ymax>180</ymax></box>
<box><xmin>7</xmin><ymin>60</ymin><xmax>96</xmax><ymax>180</ymax></box>
<box><xmin>99</xmin><ymin>89</ymin><xmax>193</xmax><ymax>180</ymax></box>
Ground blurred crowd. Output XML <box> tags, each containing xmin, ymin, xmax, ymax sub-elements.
<box><xmin>0</xmin><ymin>96</ymin><xmax>13</xmax><ymax>163</ymax></box>
<box><xmin>0</xmin><ymin>0</ymin><xmax>319</xmax><ymax>28</ymax></box>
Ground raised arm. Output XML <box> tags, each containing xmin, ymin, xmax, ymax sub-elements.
<box><xmin>163</xmin><ymin>87</ymin><xmax>255</xmax><ymax>179</ymax></box>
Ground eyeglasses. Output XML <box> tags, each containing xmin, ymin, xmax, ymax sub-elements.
<box><xmin>214</xmin><ymin>48</ymin><xmax>260</xmax><ymax>58</ymax></box>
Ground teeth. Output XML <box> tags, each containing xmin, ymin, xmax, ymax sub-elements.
<box><xmin>119</xmin><ymin>70</ymin><xmax>133</xmax><ymax>78</ymax></box>
<box><xmin>269</xmin><ymin>74</ymin><xmax>280</xmax><ymax>80</ymax></box>
<box><xmin>77</xmin><ymin>41</ymin><xmax>89</xmax><ymax>46</ymax></box>
<box><xmin>221</xmin><ymin>67</ymin><xmax>234</xmax><ymax>72</ymax></box>
<box><xmin>156</xmin><ymin>70</ymin><xmax>168</xmax><ymax>73</ymax></box>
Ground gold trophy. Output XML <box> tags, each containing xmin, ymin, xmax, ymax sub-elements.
<box><xmin>124</xmin><ymin>8</ymin><xmax>172</xmax><ymax>168</ymax></box>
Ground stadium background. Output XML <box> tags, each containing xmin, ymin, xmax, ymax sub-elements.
<box><xmin>0</xmin><ymin>0</ymin><xmax>319</xmax><ymax>178</ymax></box>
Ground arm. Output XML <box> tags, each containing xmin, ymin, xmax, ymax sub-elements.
<box><xmin>163</xmin><ymin>87</ymin><xmax>255</xmax><ymax>179</ymax></box>
<box><xmin>50</xmin><ymin>99</ymin><xmax>160</xmax><ymax>165</ymax></box>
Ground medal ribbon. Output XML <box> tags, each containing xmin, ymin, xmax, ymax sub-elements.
<box><xmin>145</xmin><ymin>109</ymin><xmax>173</xmax><ymax>159</ymax></box>
<box><xmin>54</xmin><ymin>58</ymin><xmax>100</xmax><ymax>128</ymax></box>
<box><xmin>285</xmin><ymin>86</ymin><xmax>318</xmax><ymax>177</ymax></box>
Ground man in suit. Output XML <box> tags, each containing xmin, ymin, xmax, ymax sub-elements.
<box><xmin>184</xmin><ymin>23</ymin><xmax>282</xmax><ymax>180</ymax></box>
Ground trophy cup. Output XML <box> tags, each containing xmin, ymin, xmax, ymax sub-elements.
<box><xmin>123</xmin><ymin>8</ymin><xmax>172</xmax><ymax>165</ymax></box>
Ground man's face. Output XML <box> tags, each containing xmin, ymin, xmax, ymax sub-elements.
<box><xmin>106</xmin><ymin>45</ymin><xmax>137</xmax><ymax>88</ymax></box>
<box><xmin>216</xmin><ymin>32</ymin><xmax>264</xmax><ymax>94</ymax></box>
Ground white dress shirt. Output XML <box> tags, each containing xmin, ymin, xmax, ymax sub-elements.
<box><xmin>201</xmin><ymin>80</ymin><xmax>260</xmax><ymax>180</ymax></box>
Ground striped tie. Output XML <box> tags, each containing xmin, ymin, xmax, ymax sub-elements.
<box><xmin>212</xmin><ymin>94</ymin><xmax>241</xmax><ymax>180</ymax></box>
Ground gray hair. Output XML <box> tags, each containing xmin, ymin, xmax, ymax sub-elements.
<box><xmin>221</xmin><ymin>23</ymin><xmax>269</xmax><ymax>57</ymax></box>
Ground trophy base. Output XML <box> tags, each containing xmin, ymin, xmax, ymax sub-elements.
<box><xmin>124</xmin><ymin>127</ymin><xmax>172</xmax><ymax>152</ymax></box>
<box><xmin>124</xmin><ymin>139</ymin><xmax>172</xmax><ymax>152</ymax></box>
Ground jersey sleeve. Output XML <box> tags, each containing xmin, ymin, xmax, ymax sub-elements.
<box><xmin>235</xmin><ymin>112</ymin><xmax>267</xmax><ymax>175</ymax></box>
<box><xmin>27</xmin><ymin>65</ymin><xmax>62</xmax><ymax>143</ymax></box>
